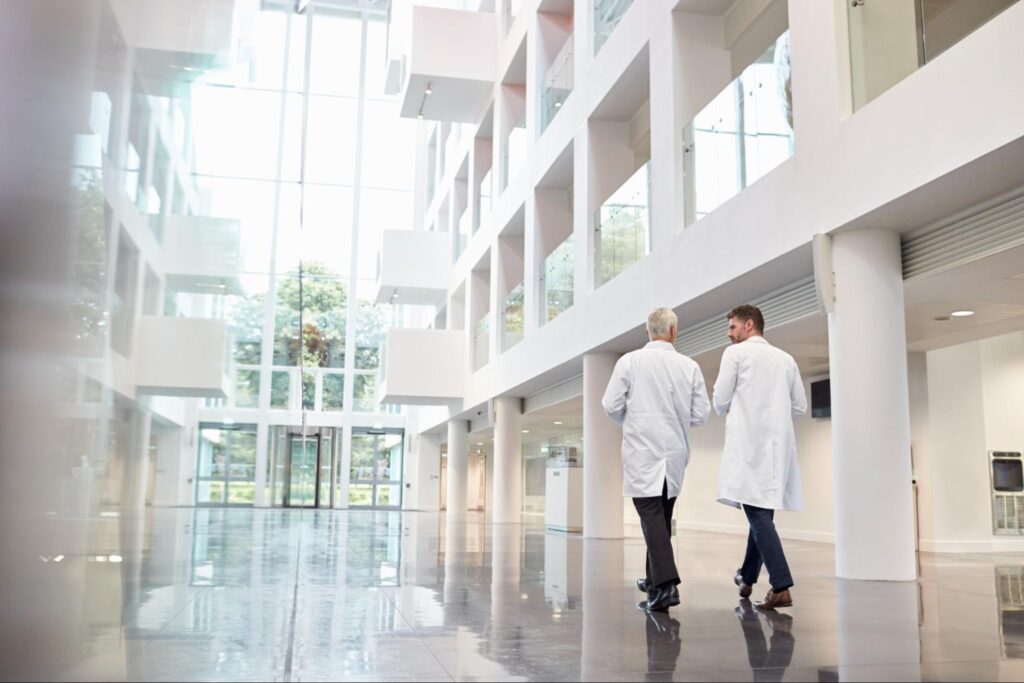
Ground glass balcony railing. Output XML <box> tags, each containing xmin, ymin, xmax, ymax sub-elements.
<box><xmin>848</xmin><ymin>0</ymin><xmax>1017</xmax><ymax>110</ymax></box>
<box><xmin>596</xmin><ymin>162</ymin><xmax>650</xmax><ymax>287</ymax></box>
<box><xmin>455</xmin><ymin>206</ymin><xmax>471</xmax><ymax>261</ymax></box>
<box><xmin>502</xmin><ymin>125</ymin><xmax>527</xmax><ymax>193</ymax></box>
<box><xmin>541</xmin><ymin>32</ymin><xmax>574</xmax><ymax>133</ymax></box>
<box><xmin>682</xmin><ymin>31</ymin><xmax>792</xmax><ymax>227</ymax></box>
<box><xmin>473</xmin><ymin>314</ymin><xmax>491</xmax><ymax>371</ymax></box>
<box><xmin>476</xmin><ymin>169</ymin><xmax>492</xmax><ymax>233</ymax></box>
<box><xmin>542</xmin><ymin>234</ymin><xmax>574</xmax><ymax>323</ymax></box>
<box><xmin>501</xmin><ymin>284</ymin><xmax>525</xmax><ymax>352</ymax></box>
<box><xmin>594</xmin><ymin>0</ymin><xmax>633</xmax><ymax>54</ymax></box>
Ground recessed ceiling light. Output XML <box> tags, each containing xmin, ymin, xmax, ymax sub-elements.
<box><xmin>553</xmin><ymin>421</ymin><xmax>563</xmax><ymax>425</ymax></box>
<box><xmin>476</xmin><ymin>442</ymin><xmax>484</xmax><ymax>446</ymax></box>
<box><xmin>951</xmin><ymin>310</ymin><xmax>975</xmax><ymax>318</ymax></box>
<box><xmin>425</xmin><ymin>85</ymin><xmax>433</xmax><ymax>95</ymax></box>
<box><xmin>522</xmin><ymin>429</ymin><xmax>530</xmax><ymax>434</ymax></box>
<box><xmin>417</xmin><ymin>113</ymin><xmax>424</xmax><ymax>120</ymax></box>
<box><xmin>554</xmin><ymin>101</ymin><xmax>562</xmax><ymax>108</ymax></box>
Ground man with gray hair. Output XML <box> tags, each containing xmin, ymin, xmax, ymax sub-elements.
<box><xmin>603</xmin><ymin>307</ymin><xmax>711</xmax><ymax>612</ymax></box>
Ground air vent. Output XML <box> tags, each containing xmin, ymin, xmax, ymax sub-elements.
<box><xmin>676</xmin><ymin>276</ymin><xmax>820</xmax><ymax>358</ymax></box>
<box><xmin>523</xmin><ymin>374</ymin><xmax>584</xmax><ymax>414</ymax></box>
<box><xmin>902</xmin><ymin>187</ymin><xmax>1024</xmax><ymax>280</ymax></box>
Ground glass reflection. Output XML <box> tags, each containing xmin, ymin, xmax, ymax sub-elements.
<box><xmin>736</xmin><ymin>601</ymin><xmax>795</xmax><ymax>682</ymax></box>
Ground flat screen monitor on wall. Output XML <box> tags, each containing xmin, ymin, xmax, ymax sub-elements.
<box><xmin>993</xmin><ymin>459</ymin><xmax>1024</xmax><ymax>492</ymax></box>
<box><xmin>811</xmin><ymin>379</ymin><xmax>830</xmax><ymax>419</ymax></box>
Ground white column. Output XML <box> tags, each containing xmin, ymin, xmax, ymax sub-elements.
<box><xmin>828</xmin><ymin>229</ymin><xmax>917</xmax><ymax>581</ymax></box>
<box><xmin>446</xmin><ymin>419</ymin><xmax>470</xmax><ymax>516</ymax></box>
<box><xmin>254</xmin><ymin>421</ymin><xmax>269</xmax><ymax>507</ymax></box>
<box><xmin>492</xmin><ymin>396</ymin><xmax>523</xmax><ymax>524</ymax></box>
<box><xmin>583</xmin><ymin>353</ymin><xmax>624</xmax><ymax>538</ymax></box>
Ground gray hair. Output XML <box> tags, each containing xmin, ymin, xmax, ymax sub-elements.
<box><xmin>647</xmin><ymin>307</ymin><xmax>678</xmax><ymax>339</ymax></box>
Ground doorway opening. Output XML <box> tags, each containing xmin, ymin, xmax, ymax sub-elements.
<box><xmin>268</xmin><ymin>426</ymin><xmax>339</xmax><ymax>508</ymax></box>
<box><xmin>349</xmin><ymin>428</ymin><xmax>405</xmax><ymax>510</ymax></box>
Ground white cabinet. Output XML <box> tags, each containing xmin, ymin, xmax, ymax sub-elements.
<box><xmin>545</xmin><ymin>466</ymin><xmax>583</xmax><ymax>533</ymax></box>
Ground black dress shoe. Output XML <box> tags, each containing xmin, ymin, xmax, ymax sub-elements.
<box><xmin>638</xmin><ymin>584</ymin><xmax>680</xmax><ymax>612</ymax></box>
<box><xmin>734</xmin><ymin>571</ymin><xmax>753</xmax><ymax>599</ymax></box>
<box><xmin>637</xmin><ymin>577</ymin><xmax>652</xmax><ymax>594</ymax></box>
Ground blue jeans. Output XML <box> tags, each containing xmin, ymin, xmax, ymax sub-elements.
<box><xmin>740</xmin><ymin>505</ymin><xmax>794</xmax><ymax>593</ymax></box>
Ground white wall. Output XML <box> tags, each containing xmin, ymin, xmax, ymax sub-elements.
<box><xmin>920</xmin><ymin>331</ymin><xmax>1024</xmax><ymax>552</ymax></box>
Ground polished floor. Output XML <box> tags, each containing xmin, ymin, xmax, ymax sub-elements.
<box><xmin>69</xmin><ymin>508</ymin><xmax>1024</xmax><ymax>681</ymax></box>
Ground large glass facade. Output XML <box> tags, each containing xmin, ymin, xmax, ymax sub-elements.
<box><xmin>50</xmin><ymin>1</ymin><xmax>417</xmax><ymax>515</ymax></box>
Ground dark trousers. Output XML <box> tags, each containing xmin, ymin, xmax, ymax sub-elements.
<box><xmin>633</xmin><ymin>480</ymin><xmax>680</xmax><ymax>589</ymax></box>
<box><xmin>740</xmin><ymin>505</ymin><xmax>794</xmax><ymax>592</ymax></box>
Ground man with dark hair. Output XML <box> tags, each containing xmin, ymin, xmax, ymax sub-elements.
<box><xmin>713</xmin><ymin>305</ymin><xmax>806</xmax><ymax>611</ymax></box>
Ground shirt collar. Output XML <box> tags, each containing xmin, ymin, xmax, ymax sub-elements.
<box><xmin>746</xmin><ymin>336</ymin><xmax>769</xmax><ymax>345</ymax></box>
<box><xmin>645</xmin><ymin>340</ymin><xmax>675</xmax><ymax>351</ymax></box>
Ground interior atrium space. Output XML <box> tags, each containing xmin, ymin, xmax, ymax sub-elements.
<box><xmin>1</xmin><ymin>0</ymin><xmax>1023</xmax><ymax>680</ymax></box>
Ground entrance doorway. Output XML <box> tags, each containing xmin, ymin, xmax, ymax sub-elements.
<box><xmin>349</xmin><ymin>429</ymin><xmax>404</xmax><ymax>509</ymax></box>
<box><xmin>269</xmin><ymin>426</ymin><xmax>339</xmax><ymax>508</ymax></box>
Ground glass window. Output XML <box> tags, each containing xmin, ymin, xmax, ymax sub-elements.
<box><xmin>278</xmin><ymin>185</ymin><xmax>353</xmax><ymax>279</ymax></box>
<box><xmin>190</xmin><ymin>175</ymin><xmax>300</xmax><ymax>274</ymax></box>
<box><xmin>362</xmin><ymin>100</ymin><xmax>417</xmax><ymax>190</ymax></box>
<box><xmin>190</xmin><ymin>85</ymin><xmax>293</xmax><ymax>181</ymax></box>
<box><xmin>353</xmin><ymin>373</ymin><xmax>377</xmax><ymax>412</ymax></box>
<box><xmin>273</xmin><ymin>272</ymin><xmax>347</xmax><ymax>368</ymax></box>
<box><xmin>355</xmin><ymin>299</ymin><xmax>391</xmax><ymax>370</ymax></box>
<box><xmin>309</xmin><ymin>13</ymin><xmax>364</xmax><ymax>97</ymax></box>
<box><xmin>196</xmin><ymin>425</ymin><xmax>258</xmax><ymax>506</ymax></box>
<box><xmin>271</xmin><ymin>370</ymin><xmax>292</xmax><ymax>409</ymax></box>
<box><xmin>235</xmin><ymin>368</ymin><xmax>260</xmax><ymax>409</ymax></box>
<box><xmin>304</xmin><ymin>96</ymin><xmax>358</xmax><ymax>185</ymax></box>
<box><xmin>323</xmin><ymin>372</ymin><xmax>345</xmax><ymax>411</ymax></box>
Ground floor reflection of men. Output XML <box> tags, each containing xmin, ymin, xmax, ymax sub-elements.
<box><xmin>644</xmin><ymin>611</ymin><xmax>682</xmax><ymax>680</ymax></box>
<box><xmin>736</xmin><ymin>600</ymin><xmax>796</xmax><ymax>682</ymax></box>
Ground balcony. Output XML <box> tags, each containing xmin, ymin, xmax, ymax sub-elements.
<box><xmin>594</xmin><ymin>0</ymin><xmax>634</xmax><ymax>54</ymax></box>
<box><xmin>374</xmin><ymin>229</ymin><xmax>449</xmax><ymax>306</ymax></box>
<box><xmin>595</xmin><ymin>163</ymin><xmax>650</xmax><ymax>287</ymax></box>
<box><xmin>542</xmin><ymin>235</ymin><xmax>574</xmax><ymax>323</ymax></box>
<box><xmin>541</xmin><ymin>32</ymin><xmax>574</xmax><ymax>133</ymax></box>
<box><xmin>501</xmin><ymin>284</ymin><xmax>525</xmax><ymax>352</ymax></box>
<box><xmin>377</xmin><ymin>329</ymin><xmax>466</xmax><ymax>405</ymax></box>
<box><xmin>135</xmin><ymin>316</ymin><xmax>229</xmax><ymax>398</ymax></box>
<box><xmin>400</xmin><ymin>6</ymin><xmax>498</xmax><ymax>123</ymax></box>
<box><xmin>682</xmin><ymin>31</ymin><xmax>792</xmax><ymax>226</ymax></box>
<box><xmin>163</xmin><ymin>215</ymin><xmax>243</xmax><ymax>295</ymax></box>
<box><xmin>473</xmin><ymin>314</ymin><xmax>491</xmax><ymax>371</ymax></box>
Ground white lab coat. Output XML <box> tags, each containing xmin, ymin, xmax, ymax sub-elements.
<box><xmin>712</xmin><ymin>336</ymin><xmax>807</xmax><ymax>511</ymax></box>
<box><xmin>602</xmin><ymin>341</ymin><xmax>711</xmax><ymax>498</ymax></box>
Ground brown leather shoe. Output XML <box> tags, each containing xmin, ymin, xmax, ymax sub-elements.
<box><xmin>734</xmin><ymin>572</ymin><xmax>753</xmax><ymax>599</ymax></box>
<box><xmin>754</xmin><ymin>588</ymin><xmax>793</xmax><ymax>611</ymax></box>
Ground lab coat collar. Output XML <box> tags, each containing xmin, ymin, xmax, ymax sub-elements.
<box><xmin>644</xmin><ymin>340</ymin><xmax>676</xmax><ymax>351</ymax></box>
